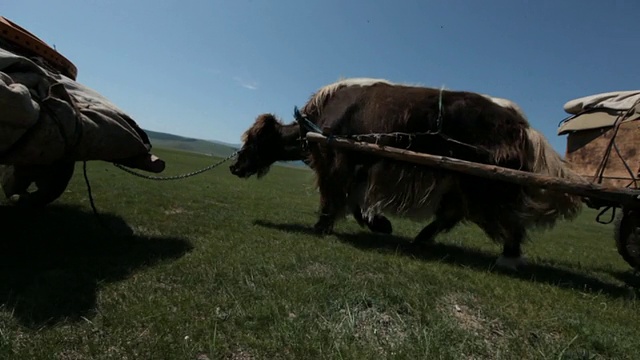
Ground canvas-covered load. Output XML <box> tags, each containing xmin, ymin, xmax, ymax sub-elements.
<box><xmin>0</xmin><ymin>16</ymin><xmax>164</xmax><ymax>171</ymax></box>
<box><xmin>0</xmin><ymin>16</ymin><xmax>165</xmax><ymax>207</ymax></box>
<box><xmin>558</xmin><ymin>90</ymin><xmax>640</xmax><ymax>188</ymax></box>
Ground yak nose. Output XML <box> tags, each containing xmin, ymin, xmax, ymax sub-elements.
<box><xmin>229</xmin><ymin>164</ymin><xmax>243</xmax><ymax>176</ymax></box>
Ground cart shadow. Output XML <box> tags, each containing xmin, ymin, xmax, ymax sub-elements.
<box><xmin>0</xmin><ymin>204</ymin><xmax>193</xmax><ymax>328</ymax></box>
<box><xmin>253</xmin><ymin>219</ymin><xmax>639</xmax><ymax>298</ymax></box>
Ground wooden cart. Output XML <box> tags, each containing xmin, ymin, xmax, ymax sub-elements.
<box><xmin>304</xmin><ymin>93</ymin><xmax>640</xmax><ymax>270</ymax></box>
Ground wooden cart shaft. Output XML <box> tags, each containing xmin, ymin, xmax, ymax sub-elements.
<box><xmin>305</xmin><ymin>132</ymin><xmax>640</xmax><ymax>209</ymax></box>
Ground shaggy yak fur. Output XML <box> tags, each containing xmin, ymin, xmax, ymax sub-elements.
<box><xmin>229</xmin><ymin>114</ymin><xmax>393</xmax><ymax>234</ymax></box>
<box><xmin>295</xmin><ymin>77</ymin><xmax>585</xmax><ymax>269</ymax></box>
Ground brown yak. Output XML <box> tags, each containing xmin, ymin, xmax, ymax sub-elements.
<box><xmin>297</xmin><ymin>77</ymin><xmax>584</xmax><ymax>269</ymax></box>
<box><xmin>229</xmin><ymin>113</ymin><xmax>393</xmax><ymax>234</ymax></box>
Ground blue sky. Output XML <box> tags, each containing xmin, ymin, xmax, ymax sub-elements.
<box><xmin>4</xmin><ymin>0</ymin><xmax>639</xmax><ymax>152</ymax></box>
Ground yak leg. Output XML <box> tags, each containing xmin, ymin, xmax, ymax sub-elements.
<box><xmin>345</xmin><ymin>164</ymin><xmax>393</xmax><ymax>234</ymax></box>
<box><xmin>495</xmin><ymin>226</ymin><xmax>527</xmax><ymax>271</ymax></box>
<box><xmin>314</xmin><ymin>182</ymin><xmax>347</xmax><ymax>235</ymax></box>
<box><xmin>454</xmin><ymin>177</ymin><xmax>527</xmax><ymax>269</ymax></box>
<box><xmin>348</xmin><ymin>182</ymin><xmax>393</xmax><ymax>235</ymax></box>
<box><xmin>414</xmin><ymin>214</ymin><xmax>462</xmax><ymax>244</ymax></box>
<box><xmin>496</xmin><ymin>237</ymin><xmax>526</xmax><ymax>270</ymax></box>
<box><xmin>312</xmin><ymin>150</ymin><xmax>351</xmax><ymax>235</ymax></box>
<box><xmin>413</xmin><ymin>191</ymin><xmax>464</xmax><ymax>244</ymax></box>
<box><xmin>351</xmin><ymin>207</ymin><xmax>393</xmax><ymax>234</ymax></box>
<box><xmin>476</xmin><ymin>217</ymin><xmax>527</xmax><ymax>271</ymax></box>
<box><xmin>365</xmin><ymin>213</ymin><xmax>393</xmax><ymax>234</ymax></box>
<box><xmin>348</xmin><ymin>173</ymin><xmax>372</xmax><ymax>229</ymax></box>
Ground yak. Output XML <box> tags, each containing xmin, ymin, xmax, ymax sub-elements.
<box><xmin>294</xmin><ymin>77</ymin><xmax>584</xmax><ymax>269</ymax></box>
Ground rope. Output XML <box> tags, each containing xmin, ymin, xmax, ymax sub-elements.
<box><xmin>588</xmin><ymin>99</ymin><xmax>640</xmax><ymax>225</ymax></box>
<box><xmin>596</xmin><ymin>205</ymin><xmax>617</xmax><ymax>225</ymax></box>
<box><xmin>82</xmin><ymin>160</ymin><xmax>114</xmax><ymax>233</ymax></box>
<box><xmin>587</xmin><ymin>98</ymin><xmax>640</xmax><ymax>188</ymax></box>
<box><xmin>83</xmin><ymin>161</ymin><xmax>98</xmax><ymax>214</ymax></box>
<box><xmin>592</xmin><ymin>112</ymin><xmax>632</xmax><ymax>185</ymax></box>
<box><xmin>111</xmin><ymin>150</ymin><xmax>240</xmax><ymax>180</ymax></box>
<box><xmin>293</xmin><ymin>87</ymin><xmax>484</xmax><ymax>153</ymax></box>
<box><xmin>343</xmin><ymin>88</ymin><xmax>486</xmax><ymax>153</ymax></box>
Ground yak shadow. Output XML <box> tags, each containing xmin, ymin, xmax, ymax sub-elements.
<box><xmin>253</xmin><ymin>220</ymin><xmax>640</xmax><ymax>299</ymax></box>
<box><xmin>610</xmin><ymin>270</ymin><xmax>640</xmax><ymax>289</ymax></box>
<box><xmin>0</xmin><ymin>204</ymin><xmax>193</xmax><ymax>328</ymax></box>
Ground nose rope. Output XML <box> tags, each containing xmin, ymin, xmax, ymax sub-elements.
<box><xmin>111</xmin><ymin>150</ymin><xmax>240</xmax><ymax>180</ymax></box>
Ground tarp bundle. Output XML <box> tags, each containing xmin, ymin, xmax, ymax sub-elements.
<box><xmin>0</xmin><ymin>47</ymin><xmax>164</xmax><ymax>172</ymax></box>
<box><xmin>558</xmin><ymin>90</ymin><xmax>640</xmax><ymax>135</ymax></box>
<box><xmin>563</xmin><ymin>90</ymin><xmax>640</xmax><ymax>115</ymax></box>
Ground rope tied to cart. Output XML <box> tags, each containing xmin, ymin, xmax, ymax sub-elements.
<box><xmin>588</xmin><ymin>97</ymin><xmax>640</xmax><ymax>224</ymax></box>
<box><xmin>592</xmin><ymin>98</ymin><xmax>640</xmax><ymax>188</ymax></box>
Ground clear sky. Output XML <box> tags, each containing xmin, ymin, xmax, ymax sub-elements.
<box><xmin>4</xmin><ymin>0</ymin><xmax>639</xmax><ymax>152</ymax></box>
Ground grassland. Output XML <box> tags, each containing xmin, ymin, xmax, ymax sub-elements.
<box><xmin>0</xmin><ymin>147</ymin><xmax>639</xmax><ymax>360</ymax></box>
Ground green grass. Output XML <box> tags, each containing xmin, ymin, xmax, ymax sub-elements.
<box><xmin>0</xmin><ymin>147</ymin><xmax>639</xmax><ymax>360</ymax></box>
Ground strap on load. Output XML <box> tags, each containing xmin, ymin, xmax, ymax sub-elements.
<box><xmin>0</xmin><ymin>16</ymin><xmax>77</xmax><ymax>80</ymax></box>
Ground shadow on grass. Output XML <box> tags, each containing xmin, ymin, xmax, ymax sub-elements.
<box><xmin>0</xmin><ymin>204</ymin><xmax>193</xmax><ymax>328</ymax></box>
<box><xmin>253</xmin><ymin>220</ymin><xmax>640</xmax><ymax>299</ymax></box>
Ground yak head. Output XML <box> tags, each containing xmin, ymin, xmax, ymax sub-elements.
<box><xmin>230</xmin><ymin>113</ymin><xmax>288</xmax><ymax>179</ymax></box>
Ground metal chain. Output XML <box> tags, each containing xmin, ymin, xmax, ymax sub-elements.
<box><xmin>111</xmin><ymin>150</ymin><xmax>240</xmax><ymax>180</ymax></box>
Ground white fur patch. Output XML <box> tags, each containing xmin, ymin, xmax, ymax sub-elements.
<box><xmin>480</xmin><ymin>94</ymin><xmax>528</xmax><ymax>121</ymax></box>
<box><xmin>305</xmin><ymin>78</ymin><xmax>394</xmax><ymax>112</ymax></box>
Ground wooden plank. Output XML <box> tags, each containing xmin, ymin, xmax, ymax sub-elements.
<box><xmin>305</xmin><ymin>132</ymin><xmax>640</xmax><ymax>208</ymax></box>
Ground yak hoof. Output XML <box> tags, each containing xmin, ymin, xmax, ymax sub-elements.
<box><xmin>313</xmin><ymin>220</ymin><xmax>334</xmax><ymax>236</ymax></box>
<box><xmin>367</xmin><ymin>215</ymin><xmax>393</xmax><ymax>234</ymax></box>
<box><xmin>412</xmin><ymin>234</ymin><xmax>435</xmax><ymax>245</ymax></box>
<box><xmin>412</xmin><ymin>231</ymin><xmax>437</xmax><ymax>246</ymax></box>
<box><xmin>495</xmin><ymin>256</ymin><xmax>527</xmax><ymax>271</ymax></box>
<box><xmin>412</xmin><ymin>224</ymin><xmax>441</xmax><ymax>245</ymax></box>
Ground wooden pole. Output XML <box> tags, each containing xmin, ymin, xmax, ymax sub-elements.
<box><xmin>305</xmin><ymin>132</ymin><xmax>640</xmax><ymax>208</ymax></box>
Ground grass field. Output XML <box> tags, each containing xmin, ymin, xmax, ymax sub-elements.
<box><xmin>1</xmin><ymin>147</ymin><xmax>639</xmax><ymax>360</ymax></box>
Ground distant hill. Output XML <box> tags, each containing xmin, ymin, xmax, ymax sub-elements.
<box><xmin>145</xmin><ymin>129</ymin><xmax>239</xmax><ymax>157</ymax></box>
<box><xmin>145</xmin><ymin>129</ymin><xmax>307</xmax><ymax>168</ymax></box>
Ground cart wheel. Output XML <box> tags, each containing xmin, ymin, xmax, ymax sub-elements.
<box><xmin>614</xmin><ymin>208</ymin><xmax>640</xmax><ymax>271</ymax></box>
<box><xmin>0</xmin><ymin>162</ymin><xmax>74</xmax><ymax>208</ymax></box>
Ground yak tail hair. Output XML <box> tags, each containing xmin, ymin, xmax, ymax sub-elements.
<box><xmin>516</xmin><ymin>127</ymin><xmax>586</xmax><ymax>228</ymax></box>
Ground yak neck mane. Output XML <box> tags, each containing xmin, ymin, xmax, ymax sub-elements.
<box><xmin>241</xmin><ymin>113</ymin><xmax>279</xmax><ymax>143</ymax></box>
<box><xmin>241</xmin><ymin>113</ymin><xmax>303</xmax><ymax>160</ymax></box>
